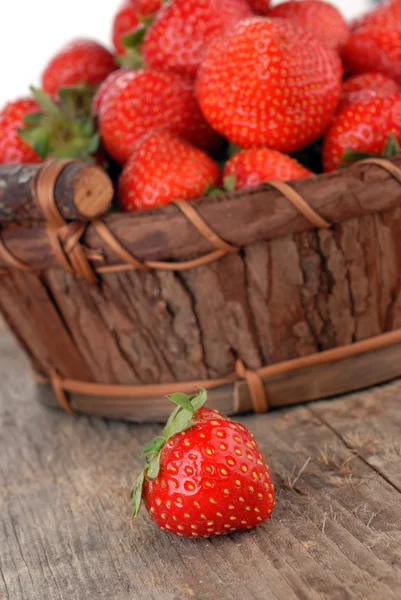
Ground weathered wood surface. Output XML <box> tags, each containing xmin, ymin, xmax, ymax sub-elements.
<box><xmin>1</xmin><ymin>155</ymin><xmax>401</xmax><ymax>271</ymax></box>
<box><xmin>1</xmin><ymin>332</ymin><xmax>401</xmax><ymax>600</ymax></box>
<box><xmin>0</xmin><ymin>162</ymin><xmax>113</xmax><ymax>223</ymax></box>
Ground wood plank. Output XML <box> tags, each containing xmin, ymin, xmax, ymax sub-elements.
<box><xmin>310</xmin><ymin>381</ymin><xmax>401</xmax><ymax>492</ymax></box>
<box><xmin>1</xmin><ymin>332</ymin><xmax>401</xmax><ymax>600</ymax></box>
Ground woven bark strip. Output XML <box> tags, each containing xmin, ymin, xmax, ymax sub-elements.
<box><xmin>2</xmin><ymin>157</ymin><xmax>401</xmax><ymax>419</ymax></box>
<box><xmin>1</xmin><ymin>156</ymin><xmax>401</xmax><ymax>272</ymax></box>
<box><xmin>0</xmin><ymin>162</ymin><xmax>113</xmax><ymax>223</ymax></box>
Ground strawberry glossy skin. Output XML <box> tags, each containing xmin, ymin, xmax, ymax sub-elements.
<box><xmin>142</xmin><ymin>0</ymin><xmax>252</xmax><ymax>78</ymax></box>
<box><xmin>342</xmin><ymin>72</ymin><xmax>401</xmax><ymax>96</ymax></box>
<box><xmin>144</xmin><ymin>408</ymin><xmax>275</xmax><ymax>538</ymax></box>
<box><xmin>351</xmin><ymin>0</ymin><xmax>401</xmax><ymax>31</ymax></box>
<box><xmin>99</xmin><ymin>69</ymin><xmax>219</xmax><ymax>164</ymax></box>
<box><xmin>196</xmin><ymin>18</ymin><xmax>341</xmax><ymax>152</ymax></box>
<box><xmin>92</xmin><ymin>70</ymin><xmax>127</xmax><ymax>115</ymax></box>
<box><xmin>112</xmin><ymin>1</ymin><xmax>140</xmax><ymax>55</ymax></box>
<box><xmin>247</xmin><ymin>0</ymin><xmax>271</xmax><ymax>15</ymax></box>
<box><xmin>343</xmin><ymin>28</ymin><xmax>401</xmax><ymax>85</ymax></box>
<box><xmin>132</xmin><ymin>0</ymin><xmax>162</xmax><ymax>16</ymax></box>
<box><xmin>268</xmin><ymin>0</ymin><xmax>349</xmax><ymax>53</ymax></box>
<box><xmin>118</xmin><ymin>131</ymin><xmax>221</xmax><ymax>211</ymax></box>
<box><xmin>42</xmin><ymin>39</ymin><xmax>117</xmax><ymax>96</ymax></box>
<box><xmin>323</xmin><ymin>94</ymin><xmax>401</xmax><ymax>172</ymax></box>
<box><xmin>224</xmin><ymin>148</ymin><xmax>312</xmax><ymax>190</ymax></box>
<box><xmin>0</xmin><ymin>98</ymin><xmax>42</xmax><ymax>164</ymax></box>
<box><xmin>338</xmin><ymin>73</ymin><xmax>401</xmax><ymax>112</ymax></box>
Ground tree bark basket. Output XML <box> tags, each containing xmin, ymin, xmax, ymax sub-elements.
<box><xmin>1</xmin><ymin>156</ymin><xmax>401</xmax><ymax>421</ymax></box>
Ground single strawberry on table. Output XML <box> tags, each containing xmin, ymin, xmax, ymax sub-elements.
<box><xmin>343</xmin><ymin>28</ymin><xmax>401</xmax><ymax>85</ymax></box>
<box><xmin>0</xmin><ymin>98</ymin><xmax>43</xmax><ymax>164</ymax></box>
<box><xmin>223</xmin><ymin>148</ymin><xmax>313</xmax><ymax>190</ymax></box>
<box><xmin>42</xmin><ymin>39</ymin><xmax>117</xmax><ymax>97</ymax></box>
<box><xmin>268</xmin><ymin>0</ymin><xmax>350</xmax><ymax>53</ymax></box>
<box><xmin>142</xmin><ymin>0</ymin><xmax>252</xmax><ymax>78</ymax></box>
<box><xmin>131</xmin><ymin>389</ymin><xmax>275</xmax><ymax>538</ymax></box>
<box><xmin>323</xmin><ymin>94</ymin><xmax>401</xmax><ymax>172</ymax></box>
<box><xmin>196</xmin><ymin>17</ymin><xmax>342</xmax><ymax>152</ymax></box>
<box><xmin>98</xmin><ymin>69</ymin><xmax>220</xmax><ymax>164</ymax></box>
<box><xmin>118</xmin><ymin>130</ymin><xmax>220</xmax><ymax>211</ymax></box>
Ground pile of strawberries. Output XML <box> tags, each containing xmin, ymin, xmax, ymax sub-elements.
<box><xmin>2</xmin><ymin>0</ymin><xmax>401</xmax><ymax>211</ymax></box>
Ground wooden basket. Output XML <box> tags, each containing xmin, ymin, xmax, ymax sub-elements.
<box><xmin>2</xmin><ymin>156</ymin><xmax>401</xmax><ymax>422</ymax></box>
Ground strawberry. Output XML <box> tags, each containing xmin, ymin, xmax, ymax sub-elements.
<box><xmin>343</xmin><ymin>28</ymin><xmax>401</xmax><ymax>85</ymax></box>
<box><xmin>92</xmin><ymin>70</ymin><xmax>127</xmax><ymax>115</ymax></box>
<box><xmin>132</xmin><ymin>0</ymin><xmax>163</xmax><ymax>16</ymax></box>
<box><xmin>196</xmin><ymin>18</ymin><xmax>342</xmax><ymax>152</ymax></box>
<box><xmin>323</xmin><ymin>94</ymin><xmax>401</xmax><ymax>172</ymax></box>
<box><xmin>224</xmin><ymin>148</ymin><xmax>313</xmax><ymax>190</ymax></box>
<box><xmin>118</xmin><ymin>130</ymin><xmax>220</xmax><ymax>211</ymax></box>
<box><xmin>342</xmin><ymin>72</ymin><xmax>401</xmax><ymax>96</ymax></box>
<box><xmin>0</xmin><ymin>98</ymin><xmax>42</xmax><ymax>164</ymax></box>
<box><xmin>247</xmin><ymin>0</ymin><xmax>271</xmax><ymax>15</ymax></box>
<box><xmin>99</xmin><ymin>69</ymin><xmax>219</xmax><ymax>164</ymax></box>
<box><xmin>112</xmin><ymin>1</ymin><xmax>140</xmax><ymax>55</ymax></box>
<box><xmin>351</xmin><ymin>0</ymin><xmax>401</xmax><ymax>31</ymax></box>
<box><xmin>42</xmin><ymin>39</ymin><xmax>117</xmax><ymax>96</ymax></box>
<box><xmin>131</xmin><ymin>389</ymin><xmax>275</xmax><ymax>538</ymax></box>
<box><xmin>142</xmin><ymin>0</ymin><xmax>252</xmax><ymax>78</ymax></box>
<box><xmin>268</xmin><ymin>0</ymin><xmax>349</xmax><ymax>53</ymax></box>
<box><xmin>337</xmin><ymin>72</ymin><xmax>401</xmax><ymax>112</ymax></box>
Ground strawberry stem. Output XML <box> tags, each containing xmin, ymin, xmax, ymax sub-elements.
<box><xmin>130</xmin><ymin>388</ymin><xmax>208</xmax><ymax>518</ymax></box>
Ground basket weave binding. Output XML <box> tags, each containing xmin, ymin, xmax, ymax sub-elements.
<box><xmin>2</xmin><ymin>157</ymin><xmax>401</xmax><ymax>417</ymax></box>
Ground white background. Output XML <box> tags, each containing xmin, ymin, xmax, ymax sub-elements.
<box><xmin>0</xmin><ymin>0</ymin><xmax>372</xmax><ymax>107</ymax></box>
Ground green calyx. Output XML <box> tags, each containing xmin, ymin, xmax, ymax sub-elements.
<box><xmin>131</xmin><ymin>388</ymin><xmax>208</xmax><ymax>518</ymax></box>
<box><xmin>18</xmin><ymin>85</ymin><xmax>100</xmax><ymax>162</ymax></box>
<box><xmin>340</xmin><ymin>133</ymin><xmax>401</xmax><ymax>168</ymax></box>
<box><xmin>205</xmin><ymin>174</ymin><xmax>237</xmax><ymax>197</ymax></box>
<box><xmin>119</xmin><ymin>0</ymin><xmax>169</xmax><ymax>69</ymax></box>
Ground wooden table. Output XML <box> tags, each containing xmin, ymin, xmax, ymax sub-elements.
<box><xmin>1</xmin><ymin>331</ymin><xmax>401</xmax><ymax>600</ymax></box>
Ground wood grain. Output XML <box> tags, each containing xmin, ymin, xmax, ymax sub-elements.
<box><xmin>2</xmin><ymin>155</ymin><xmax>401</xmax><ymax>271</ymax></box>
<box><xmin>0</xmin><ymin>162</ymin><xmax>113</xmax><ymax>223</ymax></box>
<box><xmin>1</xmin><ymin>332</ymin><xmax>401</xmax><ymax>600</ymax></box>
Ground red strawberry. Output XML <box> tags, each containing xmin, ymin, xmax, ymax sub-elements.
<box><xmin>342</xmin><ymin>72</ymin><xmax>401</xmax><ymax>95</ymax></box>
<box><xmin>343</xmin><ymin>28</ymin><xmax>401</xmax><ymax>85</ymax></box>
<box><xmin>42</xmin><ymin>39</ymin><xmax>117</xmax><ymax>96</ymax></box>
<box><xmin>351</xmin><ymin>0</ymin><xmax>401</xmax><ymax>31</ymax></box>
<box><xmin>132</xmin><ymin>0</ymin><xmax>162</xmax><ymax>16</ymax></box>
<box><xmin>224</xmin><ymin>148</ymin><xmax>313</xmax><ymax>190</ymax></box>
<box><xmin>323</xmin><ymin>94</ymin><xmax>401</xmax><ymax>172</ymax></box>
<box><xmin>247</xmin><ymin>0</ymin><xmax>271</xmax><ymax>15</ymax></box>
<box><xmin>99</xmin><ymin>69</ymin><xmax>219</xmax><ymax>164</ymax></box>
<box><xmin>338</xmin><ymin>72</ymin><xmax>401</xmax><ymax>112</ymax></box>
<box><xmin>131</xmin><ymin>389</ymin><xmax>275</xmax><ymax>538</ymax></box>
<box><xmin>0</xmin><ymin>98</ymin><xmax>42</xmax><ymax>164</ymax></box>
<box><xmin>118</xmin><ymin>130</ymin><xmax>220</xmax><ymax>211</ymax></box>
<box><xmin>92</xmin><ymin>69</ymin><xmax>127</xmax><ymax>115</ymax></box>
<box><xmin>142</xmin><ymin>0</ymin><xmax>252</xmax><ymax>78</ymax></box>
<box><xmin>268</xmin><ymin>1</ymin><xmax>349</xmax><ymax>53</ymax></box>
<box><xmin>196</xmin><ymin>18</ymin><xmax>341</xmax><ymax>152</ymax></box>
<box><xmin>112</xmin><ymin>1</ymin><xmax>140</xmax><ymax>55</ymax></box>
